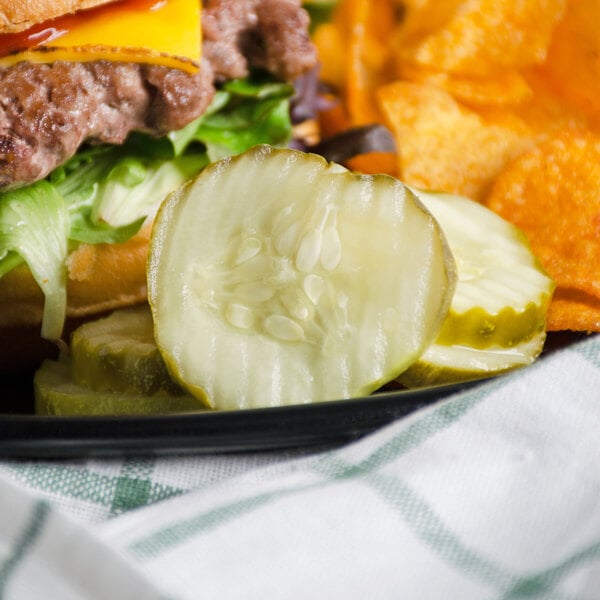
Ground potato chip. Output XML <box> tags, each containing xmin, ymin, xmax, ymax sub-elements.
<box><xmin>317</xmin><ymin>98</ymin><xmax>351</xmax><ymax>140</ymax></box>
<box><xmin>546</xmin><ymin>289</ymin><xmax>600</xmax><ymax>333</ymax></box>
<box><xmin>332</xmin><ymin>0</ymin><xmax>396</xmax><ymax>125</ymax></box>
<box><xmin>377</xmin><ymin>81</ymin><xmax>533</xmax><ymax>200</ymax></box>
<box><xmin>396</xmin><ymin>0</ymin><xmax>566</xmax><ymax>77</ymax></box>
<box><xmin>399</xmin><ymin>64</ymin><xmax>533</xmax><ymax>108</ymax></box>
<box><xmin>542</xmin><ymin>0</ymin><xmax>600</xmax><ymax>127</ymax></box>
<box><xmin>315</xmin><ymin>0</ymin><xmax>600</xmax><ymax>332</ymax></box>
<box><xmin>485</xmin><ymin>132</ymin><xmax>600</xmax><ymax>329</ymax></box>
<box><xmin>312</xmin><ymin>23</ymin><xmax>345</xmax><ymax>88</ymax></box>
<box><xmin>392</xmin><ymin>0</ymin><xmax>463</xmax><ymax>46</ymax></box>
<box><xmin>345</xmin><ymin>152</ymin><xmax>398</xmax><ymax>177</ymax></box>
<box><xmin>512</xmin><ymin>70</ymin><xmax>591</xmax><ymax>137</ymax></box>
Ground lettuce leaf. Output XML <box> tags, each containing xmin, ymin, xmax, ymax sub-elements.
<box><xmin>0</xmin><ymin>72</ymin><xmax>295</xmax><ymax>340</ymax></box>
<box><xmin>0</xmin><ymin>181</ymin><xmax>69</xmax><ymax>339</ymax></box>
<box><xmin>171</xmin><ymin>74</ymin><xmax>294</xmax><ymax>161</ymax></box>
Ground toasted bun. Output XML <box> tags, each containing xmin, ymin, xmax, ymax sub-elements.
<box><xmin>0</xmin><ymin>222</ymin><xmax>151</xmax><ymax>372</ymax></box>
<box><xmin>0</xmin><ymin>0</ymin><xmax>117</xmax><ymax>34</ymax></box>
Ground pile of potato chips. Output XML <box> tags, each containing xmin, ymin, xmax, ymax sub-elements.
<box><xmin>313</xmin><ymin>0</ymin><xmax>600</xmax><ymax>332</ymax></box>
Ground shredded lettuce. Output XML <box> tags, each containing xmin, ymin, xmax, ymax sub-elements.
<box><xmin>0</xmin><ymin>71</ymin><xmax>295</xmax><ymax>340</ymax></box>
<box><xmin>0</xmin><ymin>181</ymin><xmax>69</xmax><ymax>339</ymax></box>
<box><xmin>177</xmin><ymin>75</ymin><xmax>294</xmax><ymax>161</ymax></box>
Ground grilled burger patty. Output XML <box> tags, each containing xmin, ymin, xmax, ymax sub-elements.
<box><xmin>0</xmin><ymin>0</ymin><xmax>317</xmax><ymax>189</ymax></box>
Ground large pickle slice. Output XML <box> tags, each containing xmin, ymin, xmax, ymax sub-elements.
<box><xmin>148</xmin><ymin>145</ymin><xmax>456</xmax><ymax>409</ymax></box>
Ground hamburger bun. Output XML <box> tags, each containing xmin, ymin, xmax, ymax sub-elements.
<box><xmin>0</xmin><ymin>222</ymin><xmax>151</xmax><ymax>372</ymax></box>
<box><xmin>0</xmin><ymin>0</ymin><xmax>117</xmax><ymax>34</ymax></box>
<box><xmin>0</xmin><ymin>221</ymin><xmax>151</xmax><ymax>330</ymax></box>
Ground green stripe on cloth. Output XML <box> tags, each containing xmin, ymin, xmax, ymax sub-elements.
<box><xmin>4</xmin><ymin>461</ymin><xmax>185</xmax><ymax>517</ymax></box>
<box><xmin>367</xmin><ymin>466</ymin><xmax>592</xmax><ymax>600</ymax></box>
<box><xmin>367</xmin><ymin>468</ymin><xmax>519</xmax><ymax>593</ymax></box>
<box><xmin>5</xmin><ymin>463</ymin><xmax>117</xmax><ymax>506</ymax></box>
<box><xmin>502</xmin><ymin>538</ymin><xmax>600</xmax><ymax>600</ymax></box>
<box><xmin>0</xmin><ymin>501</ymin><xmax>49</xmax><ymax>596</ymax></box>
<box><xmin>128</xmin><ymin>488</ymin><xmax>291</xmax><ymax>560</ymax></box>
<box><xmin>111</xmin><ymin>459</ymin><xmax>155</xmax><ymax>516</ymax></box>
<box><xmin>314</xmin><ymin>451</ymin><xmax>522</xmax><ymax>596</ymax></box>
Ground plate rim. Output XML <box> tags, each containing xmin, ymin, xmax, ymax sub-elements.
<box><xmin>0</xmin><ymin>380</ymin><xmax>478</xmax><ymax>458</ymax></box>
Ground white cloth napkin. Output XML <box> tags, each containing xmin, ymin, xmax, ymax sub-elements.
<box><xmin>1</xmin><ymin>334</ymin><xmax>599</xmax><ymax>599</ymax></box>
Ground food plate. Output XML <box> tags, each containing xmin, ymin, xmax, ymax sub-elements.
<box><xmin>0</xmin><ymin>332</ymin><xmax>586</xmax><ymax>458</ymax></box>
<box><xmin>0</xmin><ymin>378</ymin><xmax>479</xmax><ymax>458</ymax></box>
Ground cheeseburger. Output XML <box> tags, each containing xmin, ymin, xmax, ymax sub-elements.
<box><xmin>0</xmin><ymin>0</ymin><xmax>318</xmax><ymax>372</ymax></box>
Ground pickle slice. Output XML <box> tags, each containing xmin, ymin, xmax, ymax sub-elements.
<box><xmin>397</xmin><ymin>189</ymin><xmax>554</xmax><ymax>387</ymax></box>
<box><xmin>413</xmin><ymin>189</ymin><xmax>555</xmax><ymax>348</ymax></box>
<box><xmin>148</xmin><ymin>145</ymin><xmax>456</xmax><ymax>409</ymax></box>
<box><xmin>71</xmin><ymin>305</ymin><xmax>184</xmax><ymax>396</ymax></box>
<box><xmin>398</xmin><ymin>332</ymin><xmax>546</xmax><ymax>387</ymax></box>
<box><xmin>34</xmin><ymin>355</ymin><xmax>203</xmax><ymax>416</ymax></box>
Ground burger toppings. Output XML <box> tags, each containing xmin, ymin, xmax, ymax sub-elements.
<box><xmin>0</xmin><ymin>0</ymin><xmax>201</xmax><ymax>73</ymax></box>
<box><xmin>0</xmin><ymin>0</ymin><xmax>319</xmax><ymax>344</ymax></box>
<box><xmin>34</xmin><ymin>144</ymin><xmax>555</xmax><ymax>413</ymax></box>
<box><xmin>0</xmin><ymin>0</ymin><xmax>318</xmax><ymax>190</ymax></box>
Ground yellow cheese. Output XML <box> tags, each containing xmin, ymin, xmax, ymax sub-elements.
<box><xmin>0</xmin><ymin>0</ymin><xmax>201</xmax><ymax>73</ymax></box>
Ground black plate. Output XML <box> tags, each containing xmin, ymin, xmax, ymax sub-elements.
<box><xmin>0</xmin><ymin>380</ymin><xmax>477</xmax><ymax>458</ymax></box>
<box><xmin>1</xmin><ymin>332</ymin><xmax>587</xmax><ymax>458</ymax></box>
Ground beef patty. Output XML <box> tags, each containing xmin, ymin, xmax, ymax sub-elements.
<box><xmin>0</xmin><ymin>0</ymin><xmax>317</xmax><ymax>189</ymax></box>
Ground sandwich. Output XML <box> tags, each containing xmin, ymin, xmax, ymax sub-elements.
<box><xmin>0</xmin><ymin>0</ymin><xmax>318</xmax><ymax>373</ymax></box>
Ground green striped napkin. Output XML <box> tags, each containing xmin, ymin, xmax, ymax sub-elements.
<box><xmin>1</xmin><ymin>334</ymin><xmax>599</xmax><ymax>599</ymax></box>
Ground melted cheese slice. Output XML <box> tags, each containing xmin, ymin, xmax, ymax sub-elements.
<box><xmin>0</xmin><ymin>0</ymin><xmax>201</xmax><ymax>73</ymax></box>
